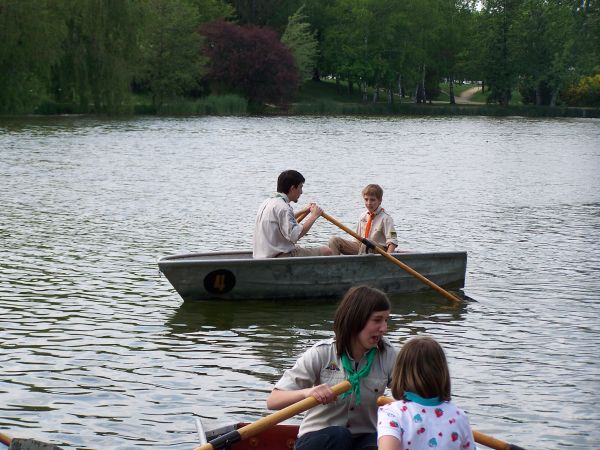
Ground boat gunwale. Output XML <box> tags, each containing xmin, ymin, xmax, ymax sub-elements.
<box><xmin>157</xmin><ymin>250</ymin><xmax>468</xmax><ymax>267</ymax></box>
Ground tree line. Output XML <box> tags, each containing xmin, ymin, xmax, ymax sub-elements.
<box><xmin>0</xmin><ymin>0</ymin><xmax>598</xmax><ymax>114</ymax></box>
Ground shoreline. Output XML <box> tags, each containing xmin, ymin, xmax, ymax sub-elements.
<box><xmin>1</xmin><ymin>104</ymin><xmax>599</xmax><ymax>120</ymax></box>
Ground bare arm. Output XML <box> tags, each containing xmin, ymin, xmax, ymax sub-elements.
<box><xmin>378</xmin><ymin>435</ymin><xmax>401</xmax><ymax>450</ymax></box>
<box><xmin>298</xmin><ymin>204</ymin><xmax>323</xmax><ymax>239</ymax></box>
<box><xmin>386</xmin><ymin>243</ymin><xmax>397</xmax><ymax>253</ymax></box>
<box><xmin>266</xmin><ymin>384</ymin><xmax>337</xmax><ymax>410</ymax></box>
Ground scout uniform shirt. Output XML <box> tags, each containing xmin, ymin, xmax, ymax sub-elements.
<box><xmin>274</xmin><ymin>338</ymin><xmax>397</xmax><ymax>437</ymax></box>
<box><xmin>253</xmin><ymin>193</ymin><xmax>302</xmax><ymax>258</ymax></box>
<box><xmin>356</xmin><ymin>207</ymin><xmax>398</xmax><ymax>254</ymax></box>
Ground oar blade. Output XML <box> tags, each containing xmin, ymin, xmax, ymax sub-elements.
<box><xmin>8</xmin><ymin>438</ymin><xmax>63</xmax><ymax>450</ymax></box>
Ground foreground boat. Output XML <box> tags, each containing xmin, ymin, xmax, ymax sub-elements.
<box><xmin>202</xmin><ymin>422</ymin><xmax>297</xmax><ymax>450</ymax></box>
<box><xmin>158</xmin><ymin>250</ymin><xmax>467</xmax><ymax>301</ymax></box>
<box><xmin>201</xmin><ymin>422</ymin><xmax>524</xmax><ymax>450</ymax></box>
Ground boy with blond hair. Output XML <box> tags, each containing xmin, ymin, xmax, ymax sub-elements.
<box><xmin>328</xmin><ymin>184</ymin><xmax>398</xmax><ymax>255</ymax></box>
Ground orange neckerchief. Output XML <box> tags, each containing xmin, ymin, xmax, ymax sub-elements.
<box><xmin>364</xmin><ymin>212</ymin><xmax>375</xmax><ymax>238</ymax></box>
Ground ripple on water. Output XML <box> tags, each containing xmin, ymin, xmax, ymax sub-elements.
<box><xmin>1</xmin><ymin>116</ymin><xmax>599</xmax><ymax>449</ymax></box>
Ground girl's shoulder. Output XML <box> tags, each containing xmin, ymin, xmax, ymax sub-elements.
<box><xmin>379</xmin><ymin>399</ymin><xmax>410</xmax><ymax>416</ymax></box>
<box><xmin>302</xmin><ymin>338</ymin><xmax>337</xmax><ymax>359</ymax></box>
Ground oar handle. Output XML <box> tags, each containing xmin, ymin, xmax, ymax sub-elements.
<box><xmin>0</xmin><ymin>431</ymin><xmax>12</xmax><ymax>446</ymax></box>
<box><xmin>320</xmin><ymin>212</ymin><xmax>461</xmax><ymax>304</ymax></box>
<box><xmin>196</xmin><ymin>381</ymin><xmax>351</xmax><ymax>450</ymax></box>
<box><xmin>376</xmin><ymin>396</ymin><xmax>524</xmax><ymax>450</ymax></box>
<box><xmin>296</xmin><ymin>210</ymin><xmax>309</xmax><ymax>223</ymax></box>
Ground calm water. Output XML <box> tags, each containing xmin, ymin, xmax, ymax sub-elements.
<box><xmin>1</xmin><ymin>115</ymin><xmax>599</xmax><ymax>450</ymax></box>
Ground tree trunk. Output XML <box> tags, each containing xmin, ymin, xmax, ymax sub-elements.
<box><xmin>501</xmin><ymin>89</ymin><xmax>510</xmax><ymax>107</ymax></box>
<box><xmin>415</xmin><ymin>64</ymin><xmax>426</xmax><ymax>103</ymax></box>
<box><xmin>348</xmin><ymin>78</ymin><xmax>353</xmax><ymax>95</ymax></box>
<box><xmin>481</xmin><ymin>81</ymin><xmax>485</xmax><ymax>94</ymax></box>
<box><xmin>397</xmin><ymin>74</ymin><xmax>402</xmax><ymax>104</ymax></box>
<box><xmin>387</xmin><ymin>82</ymin><xmax>393</xmax><ymax>105</ymax></box>
<box><xmin>550</xmin><ymin>88</ymin><xmax>559</xmax><ymax>107</ymax></box>
<box><xmin>449</xmin><ymin>75</ymin><xmax>455</xmax><ymax>104</ymax></box>
<box><xmin>362</xmin><ymin>82</ymin><xmax>368</xmax><ymax>102</ymax></box>
<box><xmin>312</xmin><ymin>67</ymin><xmax>320</xmax><ymax>81</ymax></box>
<box><xmin>335</xmin><ymin>76</ymin><xmax>340</xmax><ymax>94</ymax></box>
<box><xmin>536</xmin><ymin>83</ymin><xmax>542</xmax><ymax>106</ymax></box>
<box><xmin>372</xmin><ymin>83</ymin><xmax>379</xmax><ymax>103</ymax></box>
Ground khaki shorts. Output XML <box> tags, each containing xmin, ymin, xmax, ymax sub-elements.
<box><xmin>276</xmin><ymin>247</ymin><xmax>324</xmax><ymax>257</ymax></box>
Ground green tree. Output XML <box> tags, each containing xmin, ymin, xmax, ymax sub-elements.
<box><xmin>513</xmin><ymin>0</ymin><xmax>576</xmax><ymax>106</ymax></box>
<box><xmin>189</xmin><ymin>0</ymin><xmax>235</xmax><ymax>23</ymax></box>
<box><xmin>139</xmin><ymin>0</ymin><xmax>206</xmax><ymax>111</ymax></box>
<box><xmin>52</xmin><ymin>0</ymin><xmax>141</xmax><ymax>113</ymax></box>
<box><xmin>0</xmin><ymin>0</ymin><xmax>65</xmax><ymax>113</ymax></box>
<box><xmin>226</xmin><ymin>0</ymin><xmax>302</xmax><ymax>32</ymax></box>
<box><xmin>436</xmin><ymin>0</ymin><xmax>475</xmax><ymax>103</ymax></box>
<box><xmin>281</xmin><ymin>6</ymin><xmax>318</xmax><ymax>82</ymax></box>
<box><xmin>320</xmin><ymin>0</ymin><xmax>376</xmax><ymax>100</ymax></box>
<box><xmin>572</xmin><ymin>0</ymin><xmax>600</xmax><ymax>76</ymax></box>
<box><xmin>480</xmin><ymin>0</ymin><xmax>522</xmax><ymax>105</ymax></box>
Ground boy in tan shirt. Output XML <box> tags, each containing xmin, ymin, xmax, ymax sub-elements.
<box><xmin>328</xmin><ymin>184</ymin><xmax>398</xmax><ymax>255</ymax></box>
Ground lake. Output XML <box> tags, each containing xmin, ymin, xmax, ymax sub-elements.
<box><xmin>0</xmin><ymin>115</ymin><xmax>599</xmax><ymax>450</ymax></box>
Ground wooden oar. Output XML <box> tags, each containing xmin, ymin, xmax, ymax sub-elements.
<box><xmin>295</xmin><ymin>209</ymin><xmax>309</xmax><ymax>223</ymax></box>
<box><xmin>195</xmin><ymin>381</ymin><xmax>351</xmax><ymax>450</ymax></box>
<box><xmin>376</xmin><ymin>396</ymin><xmax>525</xmax><ymax>450</ymax></box>
<box><xmin>0</xmin><ymin>432</ymin><xmax>10</xmax><ymax>447</ymax></box>
<box><xmin>321</xmin><ymin>211</ymin><xmax>462</xmax><ymax>304</ymax></box>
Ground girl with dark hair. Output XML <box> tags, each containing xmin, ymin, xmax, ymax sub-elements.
<box><xmin>377</xmin><ymin>336</ymin><xmax>475</xmax><ymax>450</ymax></box>
<box><xmin>266</xmin><ymin>286</ymin><xmax>396</xmax><ymax>450</ymax></box>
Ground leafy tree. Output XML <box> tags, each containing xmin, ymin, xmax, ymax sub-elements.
<box><xmin>189</xmin><ymin>0</ymin><xmax>235</xmax><ymax>23</ymax></box>
<box><xmin>563</xmin><ymin>73</ymin><xmax>600</xmax><ymax>106</ymax></box>
<box><xmin>225</xmin><ymin>0</ymin><xmax>303</xmax><ymax>32</ymax></box>
<box><xmin>200</xmin><ymin>21</ymin><xmax>299</xmax><ymax>105</ymax></box>
<box><xmin>139</xmin><ymin>0</ymin><xmax>206</xmax><ymax>111</ymax></box>
<box><xmin>572</xmin><ymin>0</ymin><xmax>600</xmax><ymax>76</ymax></box>
<box><xmin>320</xmin><ymin>0</ymin><xmax>375</xmax><ymax>100</ymax></box>
<box><xmin>513</xmin><ymin>0</ymin><xmax>576</xmax><ymax>106</ymax></box>
<box><xmin>0</xmin><ymin>0</ymin><xmax>65</xmax><ymax>113</ymax></box>
<box><xmin>435</xmin><ymin>0</ymin><xmax>474</xmax><ymax>103</ymax></box>
<box><xmin>480</xmin><ymin>0</ymin><xmax>523</xmax><ymax>105</ymax></box>
<box><xmin>281</xmin><ymin>6</ymin><xmax>318</xmax><ymax>83</ymax></box>
<box><xmin>52</xmin><ymin>0</ymin><xmax>141</xmax><ymax>113</ymax></box>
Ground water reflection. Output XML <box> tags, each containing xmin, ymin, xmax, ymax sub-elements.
<box><xmin>165</xmin><ymin>291</ymin><xmax>471</xmax><ymax>383</ymax></box>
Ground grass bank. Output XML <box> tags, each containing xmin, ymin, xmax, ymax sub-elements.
<box><xmin>285</xmin><ymin>80</ymin><xmax>599</xmax><ymax>118</ymax></box>
<box><xmin>20</xmin><ymin>81</ymin><xmax>600</xmax><ymax>118</ymax></box>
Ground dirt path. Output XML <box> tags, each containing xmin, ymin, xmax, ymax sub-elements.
<box><xmin>455</xmin><ymin>85</ymin><xmax>483</xmax><ymax>104</ymax></box>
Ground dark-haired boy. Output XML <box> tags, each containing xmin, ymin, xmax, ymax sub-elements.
<box><xmin>253</xmin><ymin>170</ymin><xmax>333</xmax><ymax>258</ymax></box>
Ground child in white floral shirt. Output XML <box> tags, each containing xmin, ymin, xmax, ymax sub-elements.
<box><xmin>377</xmin><ymin>336</ymin><xmax>475</xmax><ymax>450</ymax></box>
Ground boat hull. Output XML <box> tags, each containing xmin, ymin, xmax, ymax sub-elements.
<box><xmin>204</xmin><ymin>423</ymin><xmax>298</xmax><ymax>450</ymax></box>
<box><xmin>158</xmin><ymin>251</ymin><xmax>467</xmax><ymax>301</ymax></box>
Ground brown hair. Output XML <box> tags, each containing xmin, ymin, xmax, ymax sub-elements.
<box><xmin>277</xmin><ymin>170</ymin><xmax>305</xmax><ymax>194</ymax></box>
<box><xmin>361</xmin><ymin>184</ymin><xmax>383</xmax><ymax>201</ymax></box>
<box><xmin>390</xmin><ymin>336</ymin><xmax>451</xmax><ymax>402</ymax></box>
<box><xmin>333</xmin><ymin>285</ymin><xmax>391</xmax><ymax>357</ymax></box>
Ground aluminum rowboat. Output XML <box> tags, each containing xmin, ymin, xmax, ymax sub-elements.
<box><xmin>158</xmin><ymin>250</ymin><xmax>467</xmax><ymax>301</ymax></box>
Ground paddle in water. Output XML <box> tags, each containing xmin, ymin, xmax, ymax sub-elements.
<box><xmin>0</xmin><ymin>431</ymin><xmax>64</xmax><ymax>450</ymax></box>
<box><xmin>320</xmin><ymin>211</ymin><xmax>462</xmax><ymax>304</ymax></box>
